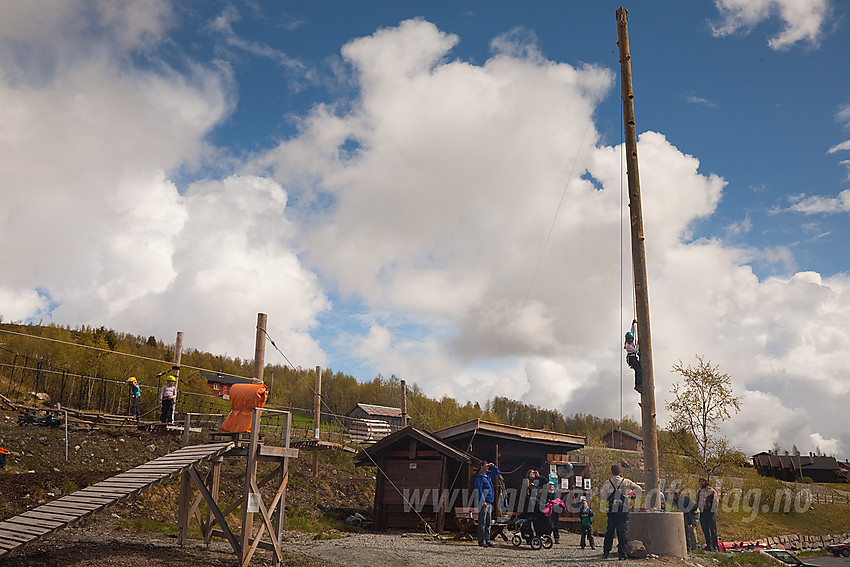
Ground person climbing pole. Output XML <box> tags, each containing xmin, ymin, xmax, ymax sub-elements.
<box><xmin>624</xmin><ymin>319</ymin><xmax>643</xmax><ymax>393</ymax></box>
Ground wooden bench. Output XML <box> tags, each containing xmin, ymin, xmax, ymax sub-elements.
<box><xmin>453</xmin><ymin>507</ymin><xmax>510</xmax><ymax>541</ymax></box>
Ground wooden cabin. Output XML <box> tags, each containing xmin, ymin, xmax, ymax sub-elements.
<box><xmin>355</xmin><ymin>419</ymin><xmax>588</xmax><ymax>532</ymax></box>
<box><xmin>353</xmin><ymin>426</ymin><xmax>471</xmax><ymax>531</ymax></box>
<box><xmin>346</xmin><ymin>403</ymin><xmax>406</xmax><ymax>431</ymax></box>
<box><xmin>752</xmin><ymin>452</ymin><xmax>847</xmax><ymax>483</ymax></box>
<box><xmin>434</xmin><ymin>420</ymin><xmax>588</xmax><ymax>526</ymax></box>
<box><xmin>602</xmin><ymin>428</ymin><xmax>643</xmax><ymax>452</ymax></box>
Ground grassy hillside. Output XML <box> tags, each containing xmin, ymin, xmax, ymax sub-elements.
<box><xmin>0</xmin><ymin>406</ymin><xmax>375</xmax><ymax>538</ymax></box>
<box><xmin>578</xmin><ymin>446</ymin><xmax>850</xmax><ymax>542</ymax></box>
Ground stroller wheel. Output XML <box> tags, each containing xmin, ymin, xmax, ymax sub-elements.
<box><xmin>512</xmin><ymin>534</ymin><xmax>522</xmax><ymax>547</ymax></box>
<box><xmin>530</xmin><ymin>536</ymin><xmax>543</xmax><ymax>550</ymax></box>
<box><xmin>542</xmin><ymin>534</ymin><xmax>553</xmax><ymax>549</ymax></box>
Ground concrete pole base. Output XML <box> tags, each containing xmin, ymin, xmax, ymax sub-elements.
<box><xmin>628</xmin><ymin>511</ymin><xmax>687</xmax><ymax>558</ymax></box>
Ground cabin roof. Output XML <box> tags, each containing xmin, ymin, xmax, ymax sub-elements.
<box><xmin>602</xmin><ymin>429</ymin><xmax>643</xmax><ymax>442</ymax></box>
<box><xmin>433</xmin><ymin>419</ymin><xmax>586</xmax><ymax>449</ymax></box>
<box><xmin>199</xmin><ymin>372</ymin><xmax>254</xmax><ymax>386</ymax></box>
<box><xmin>752</xmin><ymin>453</ymin><xmax>841</xmax><ymax>472</ymax></box>
<box><xmin>353</xmin><ymin>425</ymin><xmax>472</xmax><ymax>466</ymax></box>
<box><xmin>346</xmin><ymin>403</ymin><xmax>403</xmax><ymax>418</ymax></box>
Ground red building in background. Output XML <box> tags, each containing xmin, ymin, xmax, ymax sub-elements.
<box><xmin>201</xmin><ymin>371</ymin><xmax>253</xmax><ymax>398</ymax></box>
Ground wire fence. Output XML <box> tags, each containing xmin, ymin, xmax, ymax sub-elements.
<box><xmin>0</xmin><ymin>345</ymin><xmax>398</xmax><ymax>450</ymax></box>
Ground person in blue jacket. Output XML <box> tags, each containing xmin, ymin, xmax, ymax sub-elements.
<box><xmin>127</xmin><ymin>377</ymin><xmax>141</xmax><ymax>420</ymax></box>
<box><xmin>474</xmin><ymin>461</ymin><xmax>500</xmax><ymax>548</ymax></box>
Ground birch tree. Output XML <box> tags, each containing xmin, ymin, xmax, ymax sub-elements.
<box><xmin>666</xmin><ymin>356</ymin><xmax>743</xmax><ymax>479</ymax></box>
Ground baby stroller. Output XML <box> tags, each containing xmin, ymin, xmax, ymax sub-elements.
<box><xmin>511</xmin><ymin>511</ymin><xmax>553</xmax><ymax>550</ymax></box>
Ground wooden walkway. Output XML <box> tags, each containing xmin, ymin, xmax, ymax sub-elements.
<box><xmin>0</xmin><ymin>441</ymin><xmax>234</xmax><ymax>558</ymax></box>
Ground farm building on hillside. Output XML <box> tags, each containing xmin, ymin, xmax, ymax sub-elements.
<box><xmin>201</xmin><ymin>372</ymin><xmax>253</xmax><ymax>398</ymax></box>
<box><xmin>752</xmin><ymin>452</ymin><xmax>847</xmax><ymax>483</ymax></box>
<box><xmin>355</xmin><ymin>419</ymin><xmax>588</xmax><ymax>532</ymax></box>
<box><xmin>346</xmin><ymin>403</ymin><xmax>406</xmax><ymax>429</ymax></box>
<box><xmin>602</xmin><ymin>428</ymin><xmax>643</xmax><ymax>452</ymax></box>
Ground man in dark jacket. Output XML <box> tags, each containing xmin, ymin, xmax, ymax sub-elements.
<box><xmin>669</xmin><ymin>488</ymin><xmax>698</xmax><ymax>551</ymax></box>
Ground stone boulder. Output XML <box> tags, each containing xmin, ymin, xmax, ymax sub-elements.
<box><xmin>627</xmin><ymin>540</ymin><xmax>648</xmax><ymax>559</ymax></box>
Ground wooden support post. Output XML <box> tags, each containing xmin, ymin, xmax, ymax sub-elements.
<box><xmin>182</xmin><ymin>414</ymin><xmax>191</xmax><ymax>448</ymax></box>
<box><xmin>240</xmin><ymin>408</ymin><xmax>262</xmax><ymax>566</ymax></box>
<box><xmin>312</xmin><ymin>366</ymin><xmax>321</xmax><ymax>477</ymax></box>
<box><xmin>253</xmin><ymin>313</ymin><xmax>267</xmax><ymax>384</ymax></box>
<box><xmin>188</xmin><ymin>466</ymin><xmax>242</xmax><ymax>556</ymax></box>
<box><xmin>177</xmin><ymin>413</ymin><xmax>193</xmax><ymax>544</ymax></box>
<box><xmin>273</xmin><ymin>412</ymin><xmax>292</xmax><ymax>567</ymax></box>
<box><xmin>617</xmin><ymin>6</ymin><xmax>660</xmax><ymax>508</ymax></box>
<box><xmin>401</xmin><ymin>379</ymin><xmax>409</xmax><ymax>427</ymax></box>
<box><xmin>172</xmin><ymin>331</ymin><xmax>183</xmax><ymax>422</ymax></box>
<box><xmin>204</xmin><ymin>456</ymin><xmax>223</xmax><ymax>544</ymax></box>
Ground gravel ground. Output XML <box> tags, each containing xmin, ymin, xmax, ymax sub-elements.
<box><xmin>286</xmin><ymin>530</ymin><xmax>698</xmax><ymax>567</ymax></box>
<box><xmin>0</xmin><ymin>527</ymin><xmax>703</xmax><ymax>567</ymax></box>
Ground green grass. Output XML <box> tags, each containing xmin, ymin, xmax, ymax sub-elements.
<box><xmin>580</xmin><ymin>451</ymin><xmax>850</xmax><ymax>541</ymax></box>
<box><xmin>702</xmin><ymin>550</ymin><xmax>778</xmax><ymax>567</ymax></box>
<box><xmin>282</xmin><ymin>506</ymin><xmax>355</xmax><ymax>535</ymax></box>
<box><xmin>313</xmin><ymin>532</ymin><xmax>344</xmax><ymax>540</ymax></box>
<box><xmin>718</xmin><ymin>502</ymin><xmax>850</xmax><ymax>540</ymax></box>
<box><xmin>124</xmin><ymin>516</ymin><xmax>174</xmax><ymax>534</ymax></box>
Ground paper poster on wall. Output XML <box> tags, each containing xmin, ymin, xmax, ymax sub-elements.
<box><xmin>584</xmin><ymin>478</ymin><xmax>592</xmax><ymax>489</ymax></box>
<box><xmin>575</xmin><ymin>475</ymin><xmax>583</xmax><ymax>488</ymax></box>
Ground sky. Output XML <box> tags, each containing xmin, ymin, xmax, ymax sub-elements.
<box><xmin>1</xmin><ymin>0</ymin><xmax>849</xmax><ymax>458</ymax></box>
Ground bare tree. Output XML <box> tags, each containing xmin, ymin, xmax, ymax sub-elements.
<box><xmin>666</xmin><ymin>356</ymin><xmax>743</xmax><ymax>479</ymax></box>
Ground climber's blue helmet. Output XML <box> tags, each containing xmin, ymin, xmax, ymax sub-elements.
<box><xmin>625</xmin><ymin>331</ymin><xmax>634</xmax><ymax>341</ymax></box>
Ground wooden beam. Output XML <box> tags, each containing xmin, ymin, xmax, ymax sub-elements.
<box><xmin>187</xmin><ymin>466</ymin><xmax>241</xmax><ymax>556</ymax></box>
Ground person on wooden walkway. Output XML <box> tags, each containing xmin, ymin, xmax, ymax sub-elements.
<box><xmin>127</xmin><ymin>377</ymin><xmax>141</xmax><ymax>420</ymax></box>
<box><xmin>160</xmin><ymin>375</ymin><xmax>177</xmax><ymax>424</ymax></box>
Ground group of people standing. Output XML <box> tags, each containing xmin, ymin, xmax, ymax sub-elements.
<box><xmin>670</xmin><ymin>477</ymin><xmax>720</xmax><ymax>551</ymax></box>
<box><xmin>124</xmin><ymin>372</ymin><xmax>179</xmax><ymax>424</ymax></box>
<box><xmin>473</xmin><ymin>461</ymin><xmax>721</xmax><ymax>555</ymax></box>
<box><xmin>600</xmin><ymin>466</ymin><xmax>721</xmax><ymax>557</ymax></box>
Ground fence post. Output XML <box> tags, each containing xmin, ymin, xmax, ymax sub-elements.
<box><xmin>34</xmin><ymin>361</ymin><xmax>42</xmax><ymax>394</ymax></box>
<box><xmin>59</xmin><ymin>370</ymin><xmax>67</xmax><ymax>405</ymax></box>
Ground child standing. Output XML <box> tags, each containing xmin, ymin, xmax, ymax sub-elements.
<box><xmin>579</xmin><ymin>496</ymin><xmax>595</xmax><ymax>549</ymax></box>
<box><xmin>127</xmin><ymin>377</ymin><xmax>141</xmax><ymax>420</ymax></box>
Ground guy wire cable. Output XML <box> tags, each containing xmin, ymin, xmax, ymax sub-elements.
<box><xmin>0</xmin><ymin>327</ymin><xmax>251</xmax><ymax>381</ymax></box>
<box><xmin>485</xmin><ymin>48</ymin><xmax>619</xmax><ymax>405</ymax></box>
<box><xmin>258</xmin><ymin>326</ymin><xmax>439</xmax><ymax>537</ymax></box>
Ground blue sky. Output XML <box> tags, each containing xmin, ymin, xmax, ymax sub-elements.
<box><xmin>1</xmin><ymin>0</ymin><xmax>849</xmax><ymax>457</ymax></box>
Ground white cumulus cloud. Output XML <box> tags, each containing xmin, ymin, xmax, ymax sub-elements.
<box><xmin>711</xmin><ymin>0</ymin><xmax>831</xmax><ymax>50</ymax></box>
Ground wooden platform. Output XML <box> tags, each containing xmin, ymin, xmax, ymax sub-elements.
<box><xmin>0</xmin><ymin>441</ymin><xmax>234</xmax><ymax>558</ymax></box>
<box><xmin>292</xmin><ymin>438</ymin><xmax>356</xmax><ymax>454</ymax></box>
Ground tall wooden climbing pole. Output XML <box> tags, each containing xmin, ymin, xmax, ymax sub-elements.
<box><xmin>616</xmin><ymin>6</ymin><xmax>661</xmax><ymax>508</ymax></box>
